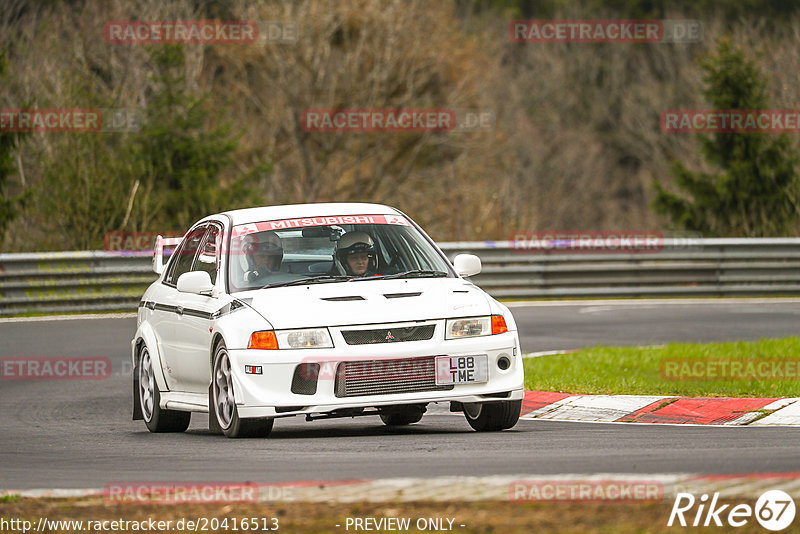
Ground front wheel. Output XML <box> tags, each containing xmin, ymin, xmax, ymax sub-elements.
<box><xmin>211</xmin><ymin>342</ymin><xmax>273</xmax><ymax>438</ymax></box>
<box><xmin>463</xmin><ymin>400</ymin><xmax>521</xmax><ymax>431</ymax></box>
<box><xmin>139</xmin><ymin>347</ymin><xmax>191</xmax><ymax>433</ymax></box>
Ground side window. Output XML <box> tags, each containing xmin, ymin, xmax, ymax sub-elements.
<box><xmin>164</xmin><ymin>226</ymin><xmax>207</xmax><ymax>286</ymax></box>
<box><xmin>194</xmin><ymin>225</ymin><xmax>220</xmax><ymax>284</ymax></box>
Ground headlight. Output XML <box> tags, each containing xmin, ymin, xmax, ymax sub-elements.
<box><xmin>275</xmin><ymin>328</ymin><xmax>334</xmax><ymax>349</ymax></box>
<box><xmin>445</xmin><ymin>316</ymin><xmax>508</xmax><ymax>339</ymax></box>
<box><xmin>446</xmin><ymin>317</ymin><xmax>490</xmax><ymax>339</ymax></box>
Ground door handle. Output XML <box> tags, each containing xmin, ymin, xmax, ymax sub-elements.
<box><xmin>176</xmin><ymin>306</ymin><xmax>184</xmax><ymax>316</ymax></box>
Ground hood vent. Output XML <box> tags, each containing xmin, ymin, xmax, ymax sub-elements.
<box><xmin>320</xmin><ymin>296</ymin><xmax>365</xmax><ymax>302</ymax></box>
<box><xmin>383</xmin><ymin>292</ymin><xmax>422</xmax><ymax>299</ymax></box>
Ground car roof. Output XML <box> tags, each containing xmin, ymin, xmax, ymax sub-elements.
<box><xmin>212</xmin><ymin>203</ymin><xmax>402</xmax><ymax>226</ymax></box>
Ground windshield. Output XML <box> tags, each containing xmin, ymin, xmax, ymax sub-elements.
<box><xmin>227</xmin><ymin>214</ymin><xmax>453</xmax><ymax>292</ymax></box>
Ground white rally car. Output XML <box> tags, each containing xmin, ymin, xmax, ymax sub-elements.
<box><xmin>132</xmin><ymin>203</ymin><xmax>524</xmax><ymax>438</ymax></box>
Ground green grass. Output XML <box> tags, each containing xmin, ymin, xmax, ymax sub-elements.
<box><xmin>0</xmin><ymin>494</ymin><xmax>21</xmax><ymax>503</ymax></box>
<box><xmin>523</xmin><ymin>337</ymin><xmax>800</xmax><ymax>397</ymax></box>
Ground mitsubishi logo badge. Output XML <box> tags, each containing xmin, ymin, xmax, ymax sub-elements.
<box><xmin>385</xmin><ymin>331</ymin><xmax>395</xmax><ymax>341</ymax></box>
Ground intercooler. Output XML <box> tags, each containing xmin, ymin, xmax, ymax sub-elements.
<box><xmin>334</xmin><ymin>356</ymin><xmax>453</xmax><ymax>398</ymax></box>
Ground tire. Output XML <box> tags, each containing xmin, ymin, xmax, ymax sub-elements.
<box><xmin>139</xmin><ymin>347</ymin><xmax>191</xmax><ymax>433</ymax></box>
<box><xmin>208</xmin><ymin>383</ymin><xmax>223</xmax><ymax>435</ymax></box>
<box><xmin>380</xmin><ymin>406</ymin><xmax>424</xmax><ymax>426</ymax></box>
<box><xmin>463</xmin><ymin>400</ymin><xmax>521</xmax><ymax>432</ymax></box>
<box><xmin>211</xmin><ymin>342</ymin><xmax>273</xmax><ymax>438</ymax></box>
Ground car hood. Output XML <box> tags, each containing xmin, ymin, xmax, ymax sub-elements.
<box><xmin>236</xmin><ymin>278</ymin><xmax>491</xmax><ymax>329</ymax></box>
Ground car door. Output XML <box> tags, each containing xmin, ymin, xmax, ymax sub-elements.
<box><xmin>157</xmin><ymin>224</ymin><xmax>208</xmax><ymax>392</ymax></box>
<box><xmin>169</xmin><ymin>223</ymin><xmax>223</xmax><ymax>394</ymax></box>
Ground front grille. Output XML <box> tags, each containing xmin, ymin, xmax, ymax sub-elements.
<box><xmin>334</xmin><ymin>356</ymin><xmax>453</xmax><ymax>398</ymax></box>
<box><xmin>341</xmin><ymin>325</ymin><xmax>435</xmax><ymax>345</ymax></box>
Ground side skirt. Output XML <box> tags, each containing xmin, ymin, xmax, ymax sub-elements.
<box><xmin>160</xmin><ymin>391</ymin><xmax>209</xmax><ymax>413</ymax></box>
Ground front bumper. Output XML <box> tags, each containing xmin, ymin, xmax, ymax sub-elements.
<box><xmin>227</xmin><ymin>330</ymin><xmax>524</xmax><ymax>419</ymax></box>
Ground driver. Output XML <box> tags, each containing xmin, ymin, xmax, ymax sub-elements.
<box><xmin>242</xmin><ymin>231</ymin><xmax>283</xmax><ymax>282</ymax></box>
<box><xmin>334</xmin><ymin>231</ymin><xmax>378</xmax><ymax>276</ymax></box>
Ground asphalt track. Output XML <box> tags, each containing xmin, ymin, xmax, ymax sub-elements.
<box><xmin>2</xmin><ymin>299</ymin><xmax>800</xmax><ymax>490</ymax></box>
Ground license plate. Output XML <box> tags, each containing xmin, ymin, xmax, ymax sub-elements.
<box><xmin>435</xmin><ymin>355</ymin><xmax>488</xmax><ymax>385</ymax></box>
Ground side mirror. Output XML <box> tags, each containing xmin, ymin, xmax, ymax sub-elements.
<box><xmin>176</xmin><ymin>271</ymin><xmax>214</xmax><ymax>296</ymax></box>
<box><xmin>453</xmin><ymin>254</ymin><xmax>481</xmax><ymax>277</ymax></box>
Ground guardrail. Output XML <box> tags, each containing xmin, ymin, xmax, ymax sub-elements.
<box><xmin>2</xmin><ymin>238</ymin><xmax>800</xmax><ymax>315</ymax></box>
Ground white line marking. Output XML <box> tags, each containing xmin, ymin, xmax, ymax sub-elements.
<box><xmin>0</xmin><ymin>313</ymin><xmax>136</xmax><ymax>323</ymax></box>
<box><xmin>522</xmin><ymin>350</ymin><xmax>573</xmax><ymax>359</ymax></box>
<box><xmin>518</xmin><ymin>416</ymin><xmax>800</xmax><ymax>428</ymax></box>
<box><xmin>506</xmin><ymin>298</ymin><xmax>800</xmax><ymax>308</ymax></box>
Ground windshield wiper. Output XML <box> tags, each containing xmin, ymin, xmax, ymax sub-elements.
<box><xmin>261</xmin><ymin>275</ymin><xmax>351</xmax><ymax>289</ymax></box>
<box><xmin>379</xmin><ymin>269</ymin><xmax>448</xmax><ymax>280</ymax></box>
<box><xmin>261</xmin><ymin>270</ymin><xmax>448</xmax><ymax>288</ymax></box>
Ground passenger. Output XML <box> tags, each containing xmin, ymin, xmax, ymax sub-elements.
<box><xmin>242</xmin><ymin>231</ymin><xmax>283</xmax><ymax>282</ymax></box>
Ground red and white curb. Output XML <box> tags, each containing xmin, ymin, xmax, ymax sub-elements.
<box><xmin>521</xmin><ymin>391</ymin><xmax>800</xmax><ymax>426</ymax></box>
<box><xmin>5</xmin><ymin>473</ymin><xmax>800</xmax><ymax>502</ymax></box>
<box><xmin>751</xmin><ymin>398</ymin><xmax>800</xmax><ymax>426</ymax></box>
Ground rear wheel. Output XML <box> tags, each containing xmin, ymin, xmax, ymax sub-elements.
<box><xmin>139</xmin><ymin>348</ymin><xmax>191</xmax><ymax>433</ymax></box>
<box><xmin>211</xmin><ymin>342</ymin><xmax>273</xmax><ymax>438</ymax></box>
<box><xmin>380</xmin><ymin>405</ymin><xmax>425</xmax><ymax>426</ymax></box>
<box><xmin>463</xmin><ymin>400</ymin><xmax>521</xmax><ymax>431</ymax></box>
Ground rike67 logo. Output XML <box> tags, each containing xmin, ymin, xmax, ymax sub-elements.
<box><xmin>668</xmin><ymin>490</ymin><xmax>796</xmax><ymax>531</ymax></box>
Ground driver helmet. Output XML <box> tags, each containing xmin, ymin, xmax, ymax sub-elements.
<box><xmin>335</xmin><ymin>231</ymin><xmax>378</xmax><ymax>275</ymax></box>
